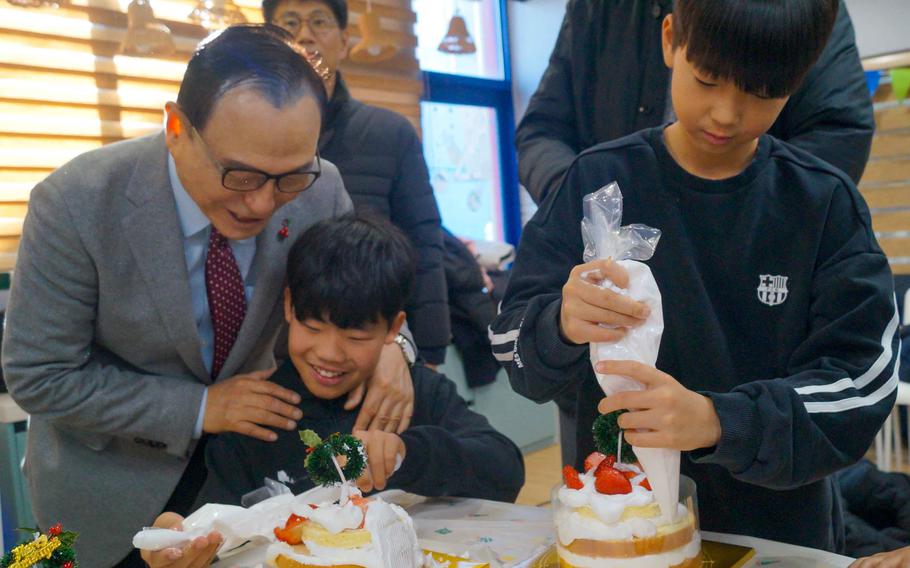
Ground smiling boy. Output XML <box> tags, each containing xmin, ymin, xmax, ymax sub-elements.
<box><xmin>194</xmin><ymin>214</ymin><xmax>524</xmax><ymax>507</ymax></box>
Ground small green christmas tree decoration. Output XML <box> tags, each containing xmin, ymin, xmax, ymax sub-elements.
<box><xmin>593</xmin><ymin>410</ymin><xmax>636</xmax><ymax>464</ymax></box>
<box><xmin>300</xmin><ymin>430</ymin><xmax>367</xmax><ymax>485</ymax></box>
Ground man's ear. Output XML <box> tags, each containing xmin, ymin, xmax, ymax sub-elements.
<box><xmin>385</xmin><ymin>311</ymin><xmax>406</xmax><ymax>343</ymax></box>
<box><xmin>164</xmin><ymin>102</ymin><xmax>188</xmax><ymax>147</ymax></box>
<box><xmin>284</xmin><ymin>287</ymin><xmax>294</xmax><ymax>324</ymax></box>
<box><xmin>661</xmin><ymin>14</ymin><xmax>675</xmax><ymax>68</ymax></box>
<box><xmin>339</xmin><ymin>28</ymin><xmax>351</xmax><ymax>61</ymax></box>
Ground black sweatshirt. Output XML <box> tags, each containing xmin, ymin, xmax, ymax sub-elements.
<box><xmin>194</xmin><ymin>360</ymin><xmax>525</xmax><ymax>508</ymax></box>
<box><xmin>491</xmin><ymin>127</ymin><xmax>898</xmax><ymax>552</ymax></box>
<box><xmin>516</xmin><ymin>0</ymin><xmax>874</xmax><ymax>203</ymax></box>
<box><xmin>319</xmin><ymin>76</ymin><xmax>449</xmax><ymax>364</ymax></box>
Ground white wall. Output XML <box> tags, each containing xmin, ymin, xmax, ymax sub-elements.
<box><xmin>843</xmin><ymin>0</ymin><xmax>910</xmax><ymax>58</ymax></box>
<box><xmin>507</xmin><ymin>0</ymin><xmax>566</xmax><ymax>223</ymax></box>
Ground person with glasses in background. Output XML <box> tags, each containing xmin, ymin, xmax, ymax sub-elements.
<box><xmin>1</xmin><ymin>24</ymin><xmax>415</xmax><ymax>567</ymax></box>
<box><xmin>264</xmin><ymin>0</ymin><xmax>451</xmax><ymax>375</ymax></box>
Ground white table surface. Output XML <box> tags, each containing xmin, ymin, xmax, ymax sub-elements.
<box><xmin>0</xmin><ymin>393</ymin><xmax>26</xmax><ymax>424</ymax></box>
<box><xmin>209</xmin><ymin>495</ymin><xmax>857</xmax><ymax>568</ymax></box>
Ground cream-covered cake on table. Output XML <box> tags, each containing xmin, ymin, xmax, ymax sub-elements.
<box><xmin>268</xmin><ymin>489</ymin><xmax>424</xmax><ymax>568</ymax></box>
<box><xmin>554</xmin><ymin>412</ymin><xmax>701</xmax><ymax>568</ymax></box>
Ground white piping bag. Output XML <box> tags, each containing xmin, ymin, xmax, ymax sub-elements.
<box><xmin>581</xmin><ymin>183</ymin><xmax>680</xmax><ymax>523</ymax></box>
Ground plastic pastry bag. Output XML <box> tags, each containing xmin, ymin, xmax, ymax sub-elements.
<box><xmin>581</xmin><ymin>182</ymin><xmax>680</xmax><ymax>522</ymax></box>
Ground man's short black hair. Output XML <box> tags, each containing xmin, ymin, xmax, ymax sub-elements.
<box><xmin>672</xmin><ymin>0</ymin><xmax>839</xmax><ymax>98</ymax></box>
<box><xmin>287</xmin><ymin>213</ymin><xmax>416</xmax><ymax>329</ymax></box>
<box><xmin>262</xmin><ymin>0</ymin><xmax>348</xmax><ymax>30</ymax></box>
<box><xmin>176</xmin><ymin>24</ymin><xmax>328</xmax><ymax>132</ymax></box>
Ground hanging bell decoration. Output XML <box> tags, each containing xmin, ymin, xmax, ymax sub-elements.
<box><xmin>189</xmin><ymin>0</ymin><xmax>246</xmax><ymax>31</ymax></box>
<box><xmin>438</xmin><ymin>13</ymin><xmax>476</xmax><ymax>55</ymax></box>
<box><xmin>350</xmin><ymin>3</ymin><xmax>398</xmax><ymax>63</ymax></box>
<box><xmin>120</xmin><ymin>0</ymin><xmax>176</xmax><ymax>57</ymax></box>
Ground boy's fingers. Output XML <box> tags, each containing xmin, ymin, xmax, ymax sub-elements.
<box><xmin>616</xmin><ymin>408</ymin><xmax>660</xmax><ymax>431</ymax></box>
<box><xmin>369</xmin><ymin>437</ymin><xmax>388</xmax><ymax>490</ymax></box>
<box><xmin>576</xmin><ymin>259</ymin><xmax>630</xmax><ymax>289</ymax></box>
<box><xmin>597</xmin><ymin>391</ymin><xmax>647</xmax><ymax>415</ymax></box>
<box><xmin>622</xmin><ymin>429</ymin><xmax>665</xmax><ymax>448</ymax></box>
<box><xmin>153</xmin><ymin>512</ymin><xmax>186</xmax><ymax>530</ymax></box>
<box><xmin>573</xmin><ymin>282</ymin><xmax>650</xmax><ymax>321</ymax></box>
<box><xmin>576</xmin><ymin>322</ymin><xmax>628</xmax><ymax>344</ymax></box>
<box><xmin>595</xmin><ymin>360</ymin><xmax>667</xmax><ymax>386</ymax></box>
<box><xmin>568</xmin><ymin>300</ymin><xmax>647</xmax><ymax>329</ymax></box>
<box><xmin>384</xmin><ymin>437</ymin><xmax>400</xmax><ymax>479</ymax></box>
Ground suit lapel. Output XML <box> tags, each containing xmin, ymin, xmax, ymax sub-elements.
<box><xmin>121</xmin><ymin>134</ymin><xmax>210</xmax><ymax>383</ymax></box>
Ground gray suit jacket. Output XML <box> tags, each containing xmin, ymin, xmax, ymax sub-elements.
<box><xmin>1</xmin><ymin>132</ymin><xmax>352</xmax><ymax>566</ymax></box>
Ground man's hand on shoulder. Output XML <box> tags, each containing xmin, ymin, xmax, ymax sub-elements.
<box><xmin>203</xmin><ymin>368</ymin><xmax>303</xmax><ymax>442</ymax></box>
<box><xmin>346</xmin><ymin>342</ymin><xmax>414</xmax><ymax>434</ymax></box>
<box><xmin>353</xmin><ymin>429</ymin><xmax>406</xmax><ymax>493</ymax></box>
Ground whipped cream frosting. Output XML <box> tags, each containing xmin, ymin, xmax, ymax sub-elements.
<box><xmin>556</xmin><ymin>468</ymin><xmax>692</xmax><ymax>546</ymax></box>
<box><xmin>307</xmin><ymin>501</ymin><xmax>364</xmax><ymax>534</ymax></box>
<box><xmin>267</xmin><ymin>497</ymin><xmax>423</xmax><ymax>568</ymax></box>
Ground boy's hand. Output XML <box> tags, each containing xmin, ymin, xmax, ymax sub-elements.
<box><xmin>203</xmin><ymin>368</ymin><xmax>303</xmax><ymax>442</ymax></box>
<box><xmin>850</xmin><ymin>547</ymin><xmax>910</xmax><ymax>567</ymax></box>
<box><xmin>560</xmin><ymin>259</ymin><xmax>651</xmax><ymax>345</ymax></box>
<box><xmin>139</xmin><ymin>512</ymin><xmax>222</xmax><ymax>568</ymax></box>
<box><xmin>595</xmin><ymin>360</ymin><xmax>722</xmax><ymax>451</ymax></box>
<box><xmin>347</xmin><ymin>342</ymin><xmax>414</xmax><ymax>433</ymax></box>
<box><xmin>352</xmin><ymin>429</ymin><xmax>406</xmax><ymax>492</ymax></box>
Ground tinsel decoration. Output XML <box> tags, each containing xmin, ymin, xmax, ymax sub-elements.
<box><xmin>0</xmin><ymin>523</ymin><xmax>78</xmax><ymax>568</ymax></box>
<box><xmin>300</xmin><ymin>430</ymin><xmax>366</xmax><ymax>485</ymax></box>
<box><xmin>593</xmin><ymin>410</ymin><xmax>636</xmax><ymax>464</ymax></box>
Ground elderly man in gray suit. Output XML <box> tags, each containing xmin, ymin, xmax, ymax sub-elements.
<box><xmin>1</xmin><ymin>25</ymin><xmax>415</xmax><ymax>567</ymax></box>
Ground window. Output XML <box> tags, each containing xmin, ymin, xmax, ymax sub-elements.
<box><xmin>412</xmin><ymin>0</ymin><xmax>505</xmax><ymax>80</ymax></box>
<box><xmin>421</xmin><ymin>102</ymin><xmax>504</xmax><ymax>242</ymax></box>
<box><xmin>412</xmin><ymin>0</ymin><xmax>520</xmax><ymax>245</ymax></box>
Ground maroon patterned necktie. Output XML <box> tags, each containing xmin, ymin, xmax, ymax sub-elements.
<box><xmin>205</xmin><ymin>226</ymin><xmax>247</xmax><ymax>379</ymax></box>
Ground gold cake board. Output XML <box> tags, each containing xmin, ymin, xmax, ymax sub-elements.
<box><xmin>528</xmin><ymin>540</ymin><xmax>755</xmax><ymax>568</ymax></box>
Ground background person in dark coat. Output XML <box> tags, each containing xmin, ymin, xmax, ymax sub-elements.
<box><xmin>517</xmin><ymin>0</ymin><xmax>875</xmax><ymax>204</ymax></box>
<box><xmin>263</xmin><ymin>0</ymin><xmax>450</xmax><ymax>366</ymax></box>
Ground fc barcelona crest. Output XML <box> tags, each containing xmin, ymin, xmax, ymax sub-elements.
<box><xmin>757</xmin><ymin>274</ymin><xmax>789</xmax><ymax>306</ymax></box>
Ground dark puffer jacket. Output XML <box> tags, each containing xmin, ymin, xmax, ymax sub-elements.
<box><xmin>517</xmin><ymin>0</ymin><xmax>875</xmax><ymax>203</ymax></box>
<box><xmin>319</xmin><ymin>75</ymin><xmax>449</xmax><ymax>363</ymax></box>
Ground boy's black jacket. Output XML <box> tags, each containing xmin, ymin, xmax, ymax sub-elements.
<box><xmin>194</xmin><ymin>360</ymin><xmax>525</xmax><ymax>508</ymax></box>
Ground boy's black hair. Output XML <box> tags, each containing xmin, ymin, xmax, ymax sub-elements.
<box><xmin>286</xmin><ymin>213</ymin><xmax>416</xmax><ymax>329</ymax></box>
<box><xmin>262</xmin><ymin>0</ymin><xmax>348</xmax><ymax>30</ymax></box>
<box><xmin>177</xmin><ymin>24</ymin><xmax>327</xmax><ymax>132</ymax></box>
<box><xmin>672</xmin><ymin>0</ymin><xmax>839</xmax><ymax>98</ymax></box>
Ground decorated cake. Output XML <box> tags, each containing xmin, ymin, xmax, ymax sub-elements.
<box><xmin>267</xmin><ymin>490</ymin><xmax>424</xmax><ymax>568</ymax></box>
<box><xmin>266</xmin><ymin>430</ymin><xmax>424</xmax><ymax>568</ymax></box>
<box><xmin>553</xmin><ymin>414</ymin><xmax>701</xmax><ymax>568</ymax></box>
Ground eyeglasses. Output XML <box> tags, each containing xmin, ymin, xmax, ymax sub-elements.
<box><xmin>192</xmin><ymin>127</ymin><xmax>321</xmax><ymax>194</ymax></box>
<box><xmin>273</xmin><ymin>12</ymin><xmax>339</xmax><ymax>37</ymax></box>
